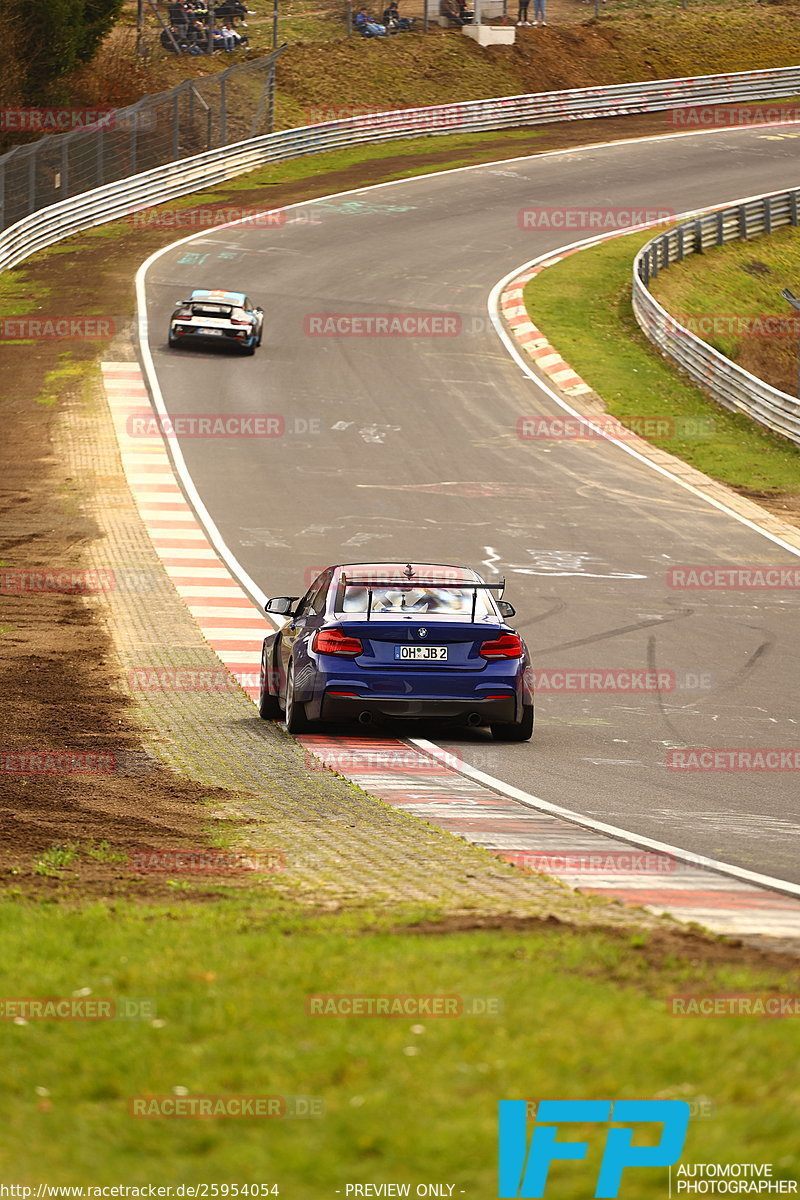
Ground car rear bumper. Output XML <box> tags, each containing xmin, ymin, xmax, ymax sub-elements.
<box><xmin>319</xmin><ymin>692</ymin><xmax>518</xmax><ymax>725</ymax></box>
<box><xmin>170</xmin><ymin>326</ymin><xmax>255</xmax><ymax>348</ymax></box>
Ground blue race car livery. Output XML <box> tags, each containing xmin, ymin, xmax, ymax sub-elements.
<box><xmin>258</xmin><ymin>562</ymin><xmax>534</xmax><ymax>741</ymax></box>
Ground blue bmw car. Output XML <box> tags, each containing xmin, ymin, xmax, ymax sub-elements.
<box><xmin>258</xmin><ymin>562</ymin><xmax>534</xmax><ymax>741</ymax></box>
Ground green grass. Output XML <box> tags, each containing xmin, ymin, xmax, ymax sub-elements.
<box><xmin>0</xmin><ymin>899</ymin><xmax>797</xmax><ymax>1183</ymax></box>
<box><xmin>524</xmin><ymin>230</ymin><xmax>800</xmax><ymax>494</ymax></box>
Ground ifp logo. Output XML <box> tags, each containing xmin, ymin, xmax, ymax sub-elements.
<box><xmin>498</xmin><ymin>1099</ymin><xmax>690</xmax><ymax>1197</ymax></box>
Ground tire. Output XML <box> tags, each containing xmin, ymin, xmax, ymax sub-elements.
<box><xmin>168</xmin><ymin>335</ymin><xmax>178</xmax><ymax>349</ymax></box>
<box><xmin>242</xmin><ymin>340</ymin><xmax>256</xmax><ymax>356</ymax></box>
<box><xmin>258</xmin><ymin>649</ymin><xmax>282</xmax><ymax>720</ymax></box>
<box><xmin>285</xmin><ymin>661</ymin><xmax>311</xmax><ymax>733</ymax></box>
<box><xmin>491</xmin><ymin>704</ymin><xmax>534</xmax><ymax>742</ymax></box>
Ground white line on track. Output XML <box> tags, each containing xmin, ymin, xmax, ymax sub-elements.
<box><xmin>134</xmin><ymin>120</ymin><xmax>800</xmax><ymax>897</ymax></box>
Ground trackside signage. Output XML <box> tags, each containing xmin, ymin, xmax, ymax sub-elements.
<box><xmin>498</xmin><ymin>1099</ymin><xmax>690</xmax><ymax>1197</ymax></box>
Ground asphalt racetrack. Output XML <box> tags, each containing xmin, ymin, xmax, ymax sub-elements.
<box><xmin>140</xmin><ymin>124</ymin><xmax>800</xmax><ymax>885</ymax></box>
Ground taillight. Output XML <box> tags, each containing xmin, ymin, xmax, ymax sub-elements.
<box><xmin>230</xmin><ymin>316</ymin><xmax>251</xmax><ymax>326</ymax></box>
<box><xmin>312</xmin><ymin>628</ymin><xmax>363</xmax><ymax>656</ymax></box>
<box><xmin>479</xmin><ymin>633</ymin><xmax>523</xmax><ymax>659</ymax></box>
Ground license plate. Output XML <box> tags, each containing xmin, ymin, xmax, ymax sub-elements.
<box><xmin>199</xmin><ymin>327</ymin><xmax>224</xmax><ymax>336</ymax></box>
<box><xmin>394</xmin><ymin>645</ymin><xmax>448</xmax><ymax>662</ymax></box>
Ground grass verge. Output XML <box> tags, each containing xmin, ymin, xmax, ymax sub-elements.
<box><xmin>523</xmin><ymin>230</ymin><xmax>800</xmax><ymax>495</ymax></box>
<box><xmin>0</xmin><ymin>899</ymin><xmax>798</xmax><ymax>1182</ymax></box>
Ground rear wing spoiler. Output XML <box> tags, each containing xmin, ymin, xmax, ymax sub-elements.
<box><xmin>339</xmin><ymin>573</ymin><xmax>506</xmax><ymax>623</ymax></box>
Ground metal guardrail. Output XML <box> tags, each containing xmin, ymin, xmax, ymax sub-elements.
<box><xmin>633</xmin><ymin>190</ymin><xmax>800</xmax><ymax>446</ymax></box>
<box><xmin>3</xmin><ymin>65</ymin><xmax>800</xmax><ymax>275</ymax></box>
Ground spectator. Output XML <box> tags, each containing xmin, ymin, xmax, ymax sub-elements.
<box><xmin>355</xmin><ymin>7</ymin><xmax>388</xmax><ymax>34</ymax></box>
<box><xmin>167</xmin><ymin>0</ymin><xmax>189</xmax><ymax>31</ymax></box>
<box><xmin>186</xmin><ymin>18</ymin><xmax>208</xmax><ymax>50</ymax></box>
<box><xmin>533</xmin><ymin>0</ymin><xmax>546</xmax><ymax>22</ymax></box>
<box><xmin>516</xmin><ymin>0</ymin><xmax>530</xmax><ymax>22</ymax></box>
<box><xmin>382</xmin><ymin>0</ymin><xmax>412</xmax><ymax>29</ymax></box>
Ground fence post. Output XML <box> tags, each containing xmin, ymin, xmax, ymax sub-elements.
<box><xmin>173</xmin><ymin>91</ymin><xmax>180</xmax><ymax>159</ymax></box>
<box><xmin>423</xmin><ymin>0</ymin><xmax>428</xmax><ymax>31</ymax></box>
<box><xmin>220</xmin><ymin>77</ymin><xmax>228</xmax><ymax>146</ymax></box>
<box><xmin>61</xmin><ymin>136</ymin><xmax>70</xmax><ymax>199</ymax></box>
<box><xmin>97</xmin><ymin>126</ymin><xmax>105</xmax><ymax>188</ymax></box>
<box><xmin>27</xmin><ymin>148</ymin><xmax>37</xmax><ymax>217</ymax></box>
<box><xmin>346</xmin><ymin>0</ymin><xmax>352</xmax><ymax>34</ymax></box>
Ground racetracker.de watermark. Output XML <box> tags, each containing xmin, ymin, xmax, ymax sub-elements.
<box><xmin>669</xmin><ymin>994</ymin><xmax>800</xmax><ymax>1017</ymax></box>
<box><xmin>130</xmin><ymin>848</ymin><xmax>285</xmax><ymax>874</ymax></box>
<box><xmin>507</xmin><ymin>851</ymin><xmax>676</xmax><ymax>874</ymax></box>
<box><xmin>666</xmin><ymin>313</ymin><xmax>800</xmax><ymax>338</ymax></box>
<box><xmin>0</xmin><ymin>569</ymin><xmax>116</xmax><ymax>594</ymax></box>
<box><xmin>669</xmin><ymin>104</ymin><xmax>800</xmax><ymax>127</ymax></box>
<box><xmin>304</xmin><ymin>104</ymin><xmax>464</xmax><ymax>131</ymax></box>
<box><xmin>666</xmin><ymin>748</ymin><xmax>800</xmax><ymax>771</ymax></box>
<box><xmin>304</xmin><ymin>313</ymin><xmax>460</xmax><ymax>336</ymax></box>
<box><xmin>306</xmin><ymin>994</ymin><xmax>502</xmax><ymax>1016</ymax></box>
<box><xmin>0</xmin><ymin>997</ymin><xmax>155</xmax><ymax>1021</ymax></box>
<box><xmin>129</xmin><ymin>1094</ymin><xmax>324</xmax><ymax>1118</ymax></box>
<box><xmin>0</xmin><ymin>107</ymin><xmax>118</xmax><ymax>131</ymax></box>
<box><xmin>528</xmin><ymin>668</ymin><xmax>675</xmax><ymax>692</ymax></box>
<box><xmin>128</xmin><ymin>668</ymin><xmax>253</xmax><ymax>693</ymax></box>
<box><xmin>125</xmin><ymin>412</ymin><xmax>321</xmax><ymax>438</ymax></box>
<box><xmin>517</xmin><ymin>416</ymin><xmax>716</xmax><ymax>441</ymax></box>
<box><xmin>1</xmin><ymin>751</ymin><xmax>116</xmax><ymax>775</ymax></box>
<box><xmin>0</xmin><ymin>316</ymin><xmax>118</xmax><ymax>340</ymax></box>
<box><xmin>127</xmin><ymin>205</ymin><xmax>296</xmax><ymax>229</ymax></box>
<box><xmin>518</xmin><ymin>206</ymin><xmax>675</xmax><ymax>231</ymax></box>
<box><xmin>666</xmin><ymin>565</ymin><xmax>800</xmax><ymax>589</ymax></box>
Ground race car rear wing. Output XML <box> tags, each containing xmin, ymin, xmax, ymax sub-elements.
<box><xmin>339</xmin><ymin>573</ymin><xmax>506</xmax><ymax>623</ymax></box>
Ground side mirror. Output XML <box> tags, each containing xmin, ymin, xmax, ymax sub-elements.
<box><xmin>497</xmin><ymin>599</ymin><xmax>516</xmax><ymax>619</ymax></box>
<box><xmin>265</xmin><ymin>596</ymin><xmax>297</xmax><ymax>615</ymax></box>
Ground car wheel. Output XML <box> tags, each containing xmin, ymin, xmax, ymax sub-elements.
<box><xmin>285</xmin><ymin>661</ymin><xmax>311</xmax><ymax>733</ymax></box>
<box><xmin>168</xmin><ymin>335</ymin><xmax>178</xmax><ymax>348</ymax></box>
<box><xmin>242</xmin><ymin>340</ymin><xmax>256</xmax><ymax>356</ymax></box>
<box><xmin>491</xmin><ymin>704</ymin><xmax>534</xmax><ymax>742</ymax></box>
<box><xmin>258</xmin><ymin>649</ymin><xmax>282</xmax><ymax>720</ymax></box>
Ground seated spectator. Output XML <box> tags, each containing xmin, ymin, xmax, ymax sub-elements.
<box><xmin>355</xmin><ymin>6</ymin><xmax>387</xmax><ymax>34</ymax></box>
<box><xmin>382</xmin><ymin>0</ymin><xmax>412</xmax><ymax>29</ymax></box>
<box><xmin>186</xmin><ymin>17</ymin><xmax>208</xmax><ymax>48</ymax></box>
<box><xmin>219</xmin><ymin>21</ymin><xmax>247</xmax><ymax>47</ymax></box>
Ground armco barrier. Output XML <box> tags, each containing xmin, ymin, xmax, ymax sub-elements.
<box><xmin>3</xmin><ymin>66</ymin><xmax>800</xmax><ymax>276</ymax></box>
<box><xmin>633</xmin><ymin>189</ymin><xmax>800</xmax><ymax>446</ymax></box>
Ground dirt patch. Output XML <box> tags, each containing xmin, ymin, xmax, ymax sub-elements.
<box><xmin>395</xmin><ymin>913</ymin><xmax>800</xmax><ymax>974</ymax></box>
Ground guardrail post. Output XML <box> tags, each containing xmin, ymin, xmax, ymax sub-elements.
<box><xmin>716</xmin><ymin>211</ymin><xmax>724</xmax><ymax>246</ymax></box>
<box><xmin>0</xmin><ymin>161</ymin><xmax>5</xmax><ymax>230</ymax></box>
<box><xmin>738</xmin><ymin>205</ymin><xmax>748</xmax><ymax>241</ymax></box>
<box><xmin>651</xmin><ymin>244</ymin><xmax>658</xmax><ymax>279</ymax></box>
<box><xmin>764</xmin><ymin>196</ymin><xmax>772</xmax><ymax>236</ymax></box>
<box><xmin>694</xmin><ymin>219</ymin><xmax>703</xmax><ymax>254</ymax></box>
<box><xmin>677</xmin><ymin>225</ymin><xmax>684</xmax><ymax>262</ymax></box>
<box><xmin>791</xmin><ymin>192</ymin><xmax>799</xmax><ymax>227</ymax></box>
<box><xmin>173</xmin><ymin>92</ymin><xmax>180</xmax><ymax>159</ymax></box>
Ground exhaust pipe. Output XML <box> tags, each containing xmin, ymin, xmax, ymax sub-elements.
<box><xmin>358</xmin><ymin>711</ymin><xmax>373</xmax><ymax>726</ymax></box>
<box><xmin>466</xmin><ymin>713</ymin><xmax>482</xmax><ymax>727</ymax></box>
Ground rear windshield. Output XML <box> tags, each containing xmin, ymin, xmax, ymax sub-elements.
<box><xmin>334</xmin><ymin>584</ymin><xmax>495</xmax><ymax>619</ymax></box>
